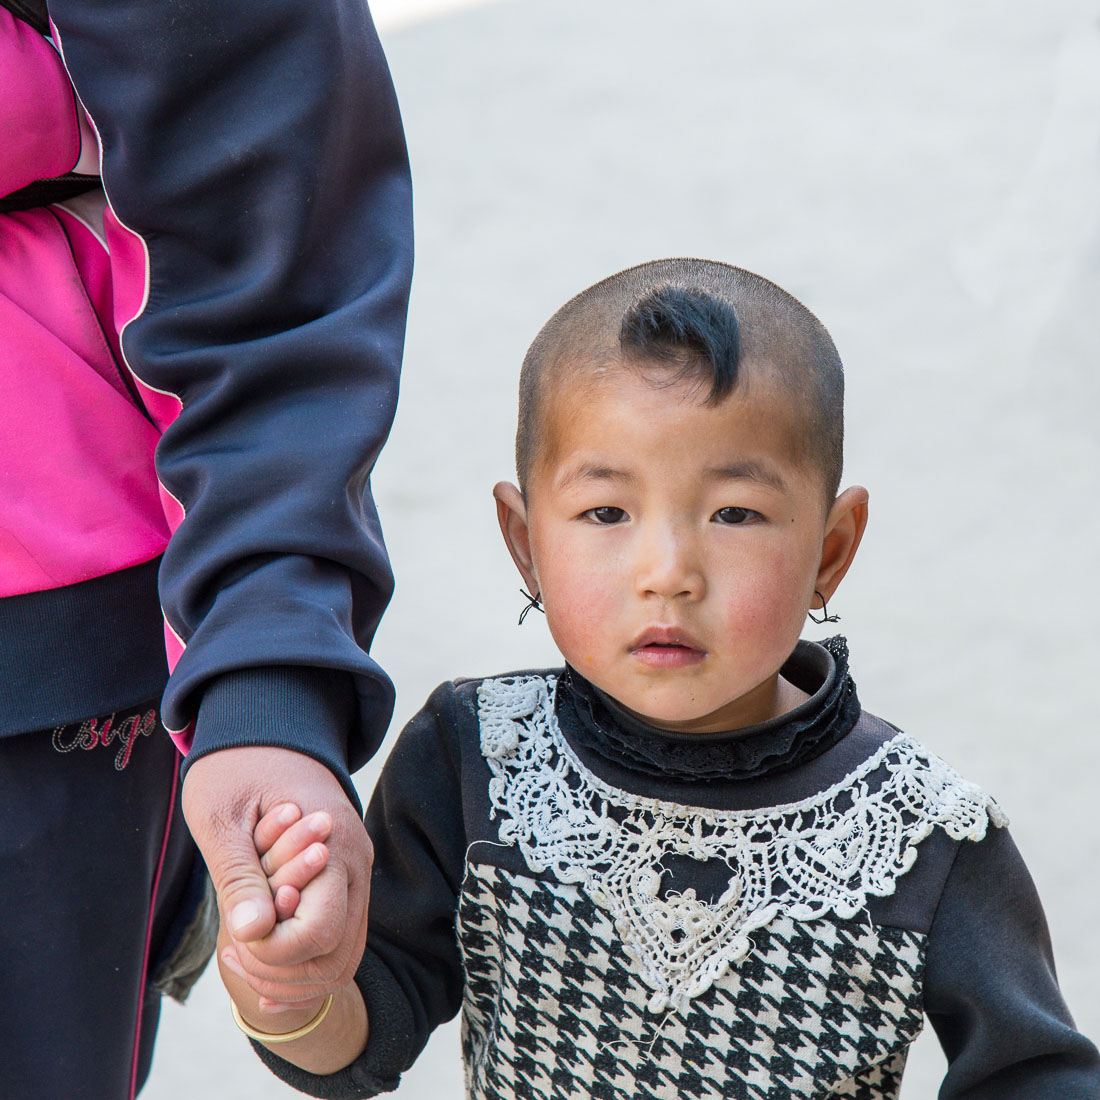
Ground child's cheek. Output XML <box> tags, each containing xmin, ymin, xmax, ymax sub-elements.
<box><xmin>721</xmin><ymin>560</ymin><xmax>815</xmax><ymax>647</ymax></box>
<box><xmin>542</xmin><ymin>577</ymin><xmax>616</xmax><ymax>670</ymax></box>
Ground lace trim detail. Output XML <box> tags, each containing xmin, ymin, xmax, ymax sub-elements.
<box><xmin>477</xmin><ymin>674</ymin><xmax>1007</xmax><ymax>1014</ymax></box>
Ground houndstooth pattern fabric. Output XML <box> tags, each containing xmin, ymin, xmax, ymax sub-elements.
<box><xmin>458</xmin><ymin>863</ymin><xmax>925</xmax><ymax>1100</ymax></box>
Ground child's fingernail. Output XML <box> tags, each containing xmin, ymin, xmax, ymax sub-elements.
<box><xmin>221</xmin><ymin>950</ymin><xmax>246</xmax><ymax>979</ymax></box>
<box><xmin>306</xmin><ymin>845</ymin><xmax>325</xmax><ymax>867</ymax></box>
<box><xmin>278</xmin><ymin>804</ymin><xmax>298</xmax><ymax>824</ymax></box>
<box><xmin>308</xmin><ymin>811</ymin><xmax>331</xmax><ymax>833</ymax></box>
<box><xmin>230</xmin><ymin>900</ymin><xmax>261</xmax><ymax>934</ymax></box>
<box><xmin>259</xmin><ymin>998</ymin><xmax>296</xmax><ymax>1013</ymax></box>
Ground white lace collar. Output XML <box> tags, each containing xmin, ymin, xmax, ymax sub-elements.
<box><xmin>477</xmin><ymin>674</ymin><xmax>1006</xmax><ymax>1014</ymax></box>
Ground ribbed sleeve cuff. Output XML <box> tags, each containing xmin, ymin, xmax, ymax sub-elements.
<box><xmin>184</xmin><ymin>665</ymin><xmax>360</xmax><ymax>811</ymax></box>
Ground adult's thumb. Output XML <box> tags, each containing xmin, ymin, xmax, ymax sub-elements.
<box><xmin>182</xmin><ymin>748</ymin><xmax>280</xmax><ymax>944</ymax></box>
<box><xmin>214</xmin><ymin>848</ymin><xmax>278</xmax><ymax>943</ymax></box>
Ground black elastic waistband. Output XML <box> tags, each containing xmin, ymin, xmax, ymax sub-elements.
<box><xmin>0</xmin><ymin>558</ymin><xmax>168</xmax><ymax>736</ymax></box>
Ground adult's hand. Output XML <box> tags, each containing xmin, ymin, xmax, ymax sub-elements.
<box><xmin>182</xmin><ymin>746</ymin><xmax>371</xmax><ymax>1005</ymax></box>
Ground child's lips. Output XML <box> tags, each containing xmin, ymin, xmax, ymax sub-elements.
<box><xmin>630</xmin><ymin>628</ymin><xmax>705</xmax><ymax>668</ymax></box>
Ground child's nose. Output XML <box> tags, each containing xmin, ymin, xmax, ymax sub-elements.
<box><xmin>633</xmin><ymin>527</ymin><xmax>705</xmax><ymax>601</ymax></box>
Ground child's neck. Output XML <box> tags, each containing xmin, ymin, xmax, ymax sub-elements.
<box><xmin>712</xmin><ymin>672</ymin><xmax>811</xmax><ymax>733</ymax></box>
<box><xmin>772</xmin><ymin>674</ymin><xmax>812</xmax><ymax>723</ymax></box>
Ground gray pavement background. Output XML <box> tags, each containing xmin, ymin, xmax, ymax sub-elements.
<box><xmin>146</xmin><ymin>1</ymin><xmax>1100</xmax><ymax>1095</ymax></box>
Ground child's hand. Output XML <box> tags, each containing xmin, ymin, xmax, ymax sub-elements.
<box><xmin>254</xmin><ymin>802</ymin><xmax>332</xmax><ymax>922</ymax></box>
<box><xmin>219</xmin><ymin>802</ymin><xmax>368</xmax><ymax>1073</ymax></box>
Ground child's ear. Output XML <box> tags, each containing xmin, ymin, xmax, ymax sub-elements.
<box><xmin>493</xmin><ymin>482</ymin><xmax>540</xmax><ymax>596</ymax></box>
<box><xmin>814</xmin><ymin>486</ymin><xmax>869</xmax><ymax>606</ymax></box>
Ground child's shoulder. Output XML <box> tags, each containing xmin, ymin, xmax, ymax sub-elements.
<box><xmin>449</xmin><ymin>666</ymin><xmax>565</xmax><ymax>689</ymax></box>
<box><xmin>434</xmin><ymin>666</ymin><xmax>565</xmax><ymax>710</ymax></box>
<box><xmin>398</xmin><ymin>667</ymin><xmax>564</xmax><ymax>743</ymax></box>
<box><xmin>843</xmin><ymin>709</ymin><xmax>1007</xmax><ymax>824</ymax></box>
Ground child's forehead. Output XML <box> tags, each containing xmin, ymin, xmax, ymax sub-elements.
<box><xmin>542</xmin><ymin>354</ymin><xmax>794</xmax><ymax>425</ymax></box>
<box><xmin>536</xmin><ymin>357</ymin><xmax>812</xmax><ymax>472</ymax></box>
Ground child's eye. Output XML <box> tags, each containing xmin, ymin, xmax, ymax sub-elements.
<box><xmin>712</xmin><ymin>506</ymin><xmax>758</xmax><ymax>525</ymax></box>
<box><xmin>584</xmin><ymin>506</ymin><xmax>627</xmax><ymax>524</ymax></box>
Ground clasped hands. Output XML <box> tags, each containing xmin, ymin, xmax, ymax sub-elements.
<box><xmin>182</xmin><ymin>746</ymin><xmax>371</xmax><ymax>1011</ymax></box>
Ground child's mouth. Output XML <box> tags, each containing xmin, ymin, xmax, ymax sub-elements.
<box><xmin>631</xmin><ymin>631</ymin><xmax>705</xmax><ymax>668</ymax></box>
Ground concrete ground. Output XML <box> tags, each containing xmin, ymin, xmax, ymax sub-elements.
<box><xmin>145</xmin><ymin>0</ymin><xmax>1100</xmax><ymax>1095</ymax></box>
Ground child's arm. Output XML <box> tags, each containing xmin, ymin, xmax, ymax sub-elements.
<box><xmin>218</xmin><ymin>804</ymin><xmax>369</xmax><ymax>1076</ymax></box>
<box><xmin>232</xmin><ymin>683</ymin><xmax>473</xmax><ymax>1097</ymax></box>
<box><xmin>926</xmin><ymin>826</ymin><xmax>1100</xmax><ymax>1096</ymax></box>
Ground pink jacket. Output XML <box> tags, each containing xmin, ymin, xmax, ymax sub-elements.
<box><xmin>1</xmin><ymin>10</ymin><xmax>172</xmax><ymax>598</ymax></box>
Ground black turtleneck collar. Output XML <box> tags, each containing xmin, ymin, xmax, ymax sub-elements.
<box><xmin>555</xmin><ymin>636</ymin><xmax>860</xmax><ymax>784</ymax></box>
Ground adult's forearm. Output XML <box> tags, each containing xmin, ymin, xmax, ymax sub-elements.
<box><xmin>49</xmin><ymin>0</ymin><xmax>415</xmax><ymax>782</ymax></box>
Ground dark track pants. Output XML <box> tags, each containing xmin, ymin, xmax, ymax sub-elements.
<box><xmin>0</xmin><ymin>701</ymin><xmax>198</xmax><ymax>1099</ymax></box>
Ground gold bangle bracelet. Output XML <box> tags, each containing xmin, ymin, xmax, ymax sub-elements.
<box><xmin>231</xmin><ymin>993</ymin><xmax>335</xmax><ymax>1044</ymax></box>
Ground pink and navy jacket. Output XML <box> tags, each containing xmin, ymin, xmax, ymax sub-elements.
<box><xmin>0</xmin><ymin>0</ymin><xmax>413</xmax><ymax>801</ymax></box>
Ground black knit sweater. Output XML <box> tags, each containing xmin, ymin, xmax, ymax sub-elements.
<box><xmin>255</xmin><ymin>640</ymin><xmax>1099</xmax><ymax>1098</ymax></box>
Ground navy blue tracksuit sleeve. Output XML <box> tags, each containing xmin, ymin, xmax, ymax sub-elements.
<box><xmin>48</xmin><ymin>0</ymin><xmax>414</xmax><ymax>799</ymax></box>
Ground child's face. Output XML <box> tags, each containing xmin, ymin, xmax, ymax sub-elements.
<box><xmin>495</xmin><ymin>362</ymin><xmax>868</xmax><ymax>734</ymax></box>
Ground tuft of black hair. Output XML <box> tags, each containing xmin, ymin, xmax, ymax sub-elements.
<box><xmin>619</xmin><ymin>285</ymin><xmax>741</xmax><ymax>403</ymax></box>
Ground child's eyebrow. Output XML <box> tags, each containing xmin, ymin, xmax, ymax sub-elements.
<box><xmin>705</xmin><ymin>462</ymin><xmax>788</xmax><ymax>492</ymax></box>
<box><xmin>555</xmin><ymin>463</ymin><xmax>637</xmax><ymax>490</ymax></box>
<box><xmin>555</xmin><ymin>461</ymin><xmax>787</xmax><ymax>493</ymax></box>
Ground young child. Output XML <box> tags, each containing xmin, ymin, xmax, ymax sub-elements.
<box><xmin>219</xmin><ymin>259</ymin><xmax>1099</xmax><ymax>1098</ymax></box>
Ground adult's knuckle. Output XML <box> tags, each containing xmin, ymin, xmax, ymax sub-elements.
<box><xmin>214</xmin><ymin>854</ymin><xmax>264</xmax><ymax>895</ymax></box>
<box><xmin>304</xmin><ymin>919</ymin><xmax>342</xmax><ymax>958</ymax></box>
<box><xmin>307</xmin><ymin>951</ymin><xmax>355</xmax><ymax>992</ymax></box>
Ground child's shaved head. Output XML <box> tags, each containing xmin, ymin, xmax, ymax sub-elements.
<box><xmin>516</xmin><ymin>259</ymin><xmax>845</xmax><ymax>500</ymax></box>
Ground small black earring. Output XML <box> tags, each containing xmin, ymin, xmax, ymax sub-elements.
<box><xmin>517</xmin><ymin>589</ymin><xmax>544</xmax><ymax>625</ymax></box>
<box><xmin>808</xmin><ymin>590</ymin><xmax>840</xmax><ymax>625</ymax></box>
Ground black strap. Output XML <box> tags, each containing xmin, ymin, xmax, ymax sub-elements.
<box><xmin>0</xmin><ymin>173</ymin><xmax>101</xmax><ymax>213</ymax></box>
<box><xmin>1</xmin><ymin>0</ymin><xmax>49</xmax><ymax>34</ymax></box>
